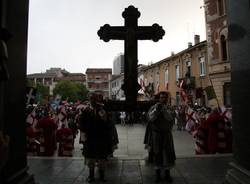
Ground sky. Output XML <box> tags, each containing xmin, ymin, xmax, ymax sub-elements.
<box><xmin>27</xmin><ymin>0</ymin><xmax>206</xmax><ymax>74</ymax></box>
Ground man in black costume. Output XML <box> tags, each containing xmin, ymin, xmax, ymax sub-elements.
<box><xmin>79</xmin><ymin>93</ymin><xmax>113</xmax><ymax>183</ymax></box>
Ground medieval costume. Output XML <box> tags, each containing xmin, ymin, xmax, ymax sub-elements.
<box><xmin>143</xmin><ymin>117</ymin><xmax>153</xmax><ymax>162</ymax></box>
<box><xmin>193</xmin><ymin>108</ymin><xmax>208</xmax><ymax>154</ymax></box>
<box><xmin>26</xmin><ymin>123</ymin><xmax>39</xmax><ymax>156</ymax></box>
<box><xmin>56</xmin><ymin>124</ymin><xmax>74</xmax><ymax>156</ymax></box>
<box><xmin>107</xmin><ymin>111</ymin><xmax>119</xmax><ymax>157</ymax></box>
<box><xmin>185</xmin><ymin>106</ymin><xmax>197</xmax><ymax>134</ymax></box>
<box><xmin>176</xmin><ymin>105</ymin><xmax>186</xmax><ymax>131</ymax></box>
<box><xmin>79</xmin><ymin>95</ymin><xmax>113</xmax><ymax>183</ymax></box>
<box><xmin>147</xmin><ymin>92</ymin><xmax>176</xmax><ymax>182</ymax></box>
<box><xmin>203</xmin><ymin>108</ymin><xmax>228</xmax><ymax>154</ymax></box>
<box><xmin>36</xmin><ymin>112</ymin><xmax>57</xmax><ymax>156</ymax></box>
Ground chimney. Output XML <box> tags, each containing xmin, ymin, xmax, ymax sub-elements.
<box><xmin>188</xmin><ymin>42</ymin><xmax>192</xmax><ymax>48</ymax></box>
<box><xmin>194</xmin><ymin>35</ymin><xmax>200</xmax><ymax>45</ymax></box>
<box><xmin>171</xmin><ymin>51</ymin><xmax>175</xmax><ymax>56</ymax></box>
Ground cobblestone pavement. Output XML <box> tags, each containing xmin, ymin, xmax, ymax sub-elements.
<box><xmin>28</xmin><ymin>156</ymin><xmax>232</xmax><ymax>184</ymax></box>
<box><xmin>28</xmin><ymin>124</ymin><xmax>233</xmax><ymax>184</ymax></box>
<box><xmin>71</xmin><ymin>124</ymin><xmax>195</xmax><ymax>158</ymax></box>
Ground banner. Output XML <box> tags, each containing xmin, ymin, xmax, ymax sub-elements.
<box><xmin>204</xmin><ymin>86</ymin><xmax>216</xmax><ymax>100</ymax></box>
<box><xmin>26</xmin><ymin>87</ymin><xmax>37</xmax><ymax>105</ymax></box>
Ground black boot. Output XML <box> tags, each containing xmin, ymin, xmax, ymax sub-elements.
<box><xmin>87</xmin><ymin>168</ymin><xmax>95</xmax><ymax>183</ymax></box>
<box><xmin>155</xmin><ymin>169</ymin><xmax>161</xmax><ymax>183</ymax></box>
<box><xmin>99</xmin><ymin>169</ymin><xmax>107</xmax><ymax>182</ymax></box>
<box><xmin>165</xmin><ymin>169</ymin><xmax>173</xmax><ymax>182</ymax></box>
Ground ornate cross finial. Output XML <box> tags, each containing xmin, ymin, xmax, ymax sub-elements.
<box><xmin>98</xmin><ymin>5</ymin><xmax>165</xmax><ymax>110</ymax></box>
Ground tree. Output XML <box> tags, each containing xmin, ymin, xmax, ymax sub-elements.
<box><xmin>53</xmin><ymin>81</ymin><xmax>88</xmax><ymax>102</ymax></box>
<box><xmin>75</xmin><ymin>82</ymin><xmax>89</xmax><ymax>101</ymax></box>
<box><xmin>26</xmin><ymin>79</ymin><xmax>49</xmax><ymax>103</ymax></box>
<box><xmin>26</xmin><ymin>79</ymin><xmax>35</xmax><ymax>88</ymax></box>
<box><xmin>36</xmin><ymin>83</ymin><xmax>49</xmax><ymax>102</ymax></box>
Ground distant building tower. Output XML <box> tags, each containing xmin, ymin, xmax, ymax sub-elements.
<box><xmin>113</xmin><ymin>53</ymin><xmax>124</xmax><ymax>75</ymax></box>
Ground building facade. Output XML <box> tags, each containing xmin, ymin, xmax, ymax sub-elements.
<box><xmin>113</xmin><ymin>53</ymin><xmax>124</xmax><ymax>75</ymax></box>
<box><xmin>85</xmin><ymin>68</ymin><xmax>112</xmax><ymax>98</ymax></box>
<box><xmin>204</xmin><ymin>0</ymin><xmax>231</xmax><ymax>107</ymax></box>
<box><xmin>139</xmin><ymin>36</ymin><xmax>210</xmax><ymax>106</ymax></box>
<box><xmin>27</xmin><ymin>68</ymin><xmax>86</xmax><ymax>95</ymax></box>
<box><xmin>110</xmin><ymin>74</ymin><xmax>125</xmax><ymax>100</ymax></box>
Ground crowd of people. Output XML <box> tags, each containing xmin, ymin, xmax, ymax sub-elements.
<box><xmin>25</xmin><ymin>93</ymin><xmax>119</xmax><ymax>182</ymax></box>
<box><xmin>143</xmin><ymin>92</ymin><xmax>232</xmax><ymax>182</ymax></box>
<box><xmin>25</xmin><ymin>91</ymin><xmax>232</xmax><ymax>183</ymax></box>
<box><xmin>174</xmin><ymin>103</ymin><xmax>232</xmax><ymax>154</ymax></box>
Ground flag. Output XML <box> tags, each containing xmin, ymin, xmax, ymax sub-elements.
<box><xmin>145</xmin><ymin>82</ymin><xmax>154</xmax><ymax>95</ymax></box>
<box><xmin>26</xmin><ymin>108</ymin><xmax>38</xmax><ymax>129</ymax></box>
<box><xmin>177</xmin><ymin>79</ymin><xmax>184</xmax><ymax>89</ymax></box>
<box><xmin>57</xmin><ymin>105</ymin><xmax>68</xmax><ymax>128</ymax></box>
<box><xmin>195</xmin><ymin>87</ymin><xmax>204</xmax><ymax>99</ymax></box>
<box><xmin>26</xmin><ymin>87</ymin><xmax>37</xmax><ymax>105</ymax></box>
<box><xmin>139</xmin><ymin>78</ymin><xmax>145</xmax><ymax>91</ymax></box>
<box><xmin>180</xmin><ymin>90</ymin><xmax>187</xmax><ymax>101</ymax></box>
<box><xmin>50</xmin><ymin>95</ymin><xmax>61</xmax><ymax>109</ymax></box>
<box><xmin>204</xmin><ymin>86</ymin><xmax>216</xmax><ymax>100</ymax></box>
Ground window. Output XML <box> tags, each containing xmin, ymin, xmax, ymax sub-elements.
<box><xmin>186</xmin><ymin>61</ymin><xmax>191</xmax><ymax>76</ymax></box>
<box><xmin>88</xmin><ymin>75</ymin><xmax>92</xmax><ymax>79</ymax></box>
<box><xmin>164</xmin><ymin>69</ymin><xmax>169</xmax><ymax>90</ymax></box>
<box><xmin>155</xmin><ymin>72</ymin><xmax>160</xmax><ymax>83</ymax></box>
<box><xmin>223</xmin><ymin>82</ymin><xmax>231</xmax><ymax>106</ymax></box>
<box><xmin>95</xmin><ymin>75</ymin><xmax>101</xmax><ymax>80</ymax></box>
<box><xmin>218</xmin><ymin>0</ymin><xmax>225</xmax><ymax>16</ymax></box>
<box><xmin>221</xmin><ymin>35</ymin><xmax>228</xmax><ymax>61</ymax></box>
<box><xmin>176</xmin><ymin>92</ymin><xmax>180</xmax><ymax>106</ymax></box>
<box><xmin>199</xmin><ymin>57</ymin><xmax>206</xmax><ymax>76</ymax></box>
<box><xmin>175</xmin><ymin>65</ymin><xmax>179</xmax><ymax>81</ymax></box>
<box><xmin>103</xmin><ymin>74</ymin><xmax>108</xmax><ymax>80</ymax></box>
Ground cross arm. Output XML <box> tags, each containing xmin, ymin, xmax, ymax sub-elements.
<box><xmin>136</xmin><ymin>24</ymin><xmax>165</xmax><ymax>42</ymax></box>
<box><xmin>97</xmin><ymin>24</ymin><xmax>126</xmax><ymax>42</ymax></box>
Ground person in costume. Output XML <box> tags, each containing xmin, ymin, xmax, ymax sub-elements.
<box><xmin>56</xmin><ymin>124</ymin><xmax>74</xmax><ymax>156</ymax></box>
<box><xmin>204</xmin><ymin>107</ymin><xmax>226</xmax><ymax>154</ymax></box>
<box><xmin>36</xmin><ymin>109</ymin><xmax>57</xmax><ymax>156</ymax></box>
<box><xmin>147</xmin><ymin>91</ymin><xmax>176</xmax><ymax>183</ymax></box>
<box><xmin>79</xmin><ymin>93</ymin><xmax>113</xmax><ymax>183</ymax></box>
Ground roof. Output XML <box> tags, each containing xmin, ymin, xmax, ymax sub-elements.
<box><xmin>139</xmin><ymin>40</ymin><xmax>207</xmax><ymax>71</ymax></box>
<box><xmin>86</xmin><ymin>68</ymin><xmax>112</xmax><ymax>74</ymax></box>
<box><xmin>110</xmin><ymin>74</ymin><xmax>124</xmax><ymax>81</ymax></box>
<box><xmin>27</xmin><ymin>67</ymin><xmax>71</xmax><ymax>79</ymax></box>
<box><xmin>27</xmin><ymin>73</ymin><xmax>57</xmax><ymax>78</ymax></box>
<box><xmin>46</xmin><ymin>68</ymin><xmax>69</xmax><ymax>74</ymax></box>
<box><xmin>56</xmin><ymin>73</ymin><xmax>86</xmax><ymax>81</ymax></box>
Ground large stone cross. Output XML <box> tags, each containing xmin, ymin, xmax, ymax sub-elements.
<box><xmin>98</xmin><ymin>5</ymin><xmax>165</xmax><ymax>109</ymax></box>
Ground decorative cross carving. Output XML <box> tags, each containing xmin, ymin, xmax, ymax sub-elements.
<box><xmin>98</xmin><ymin>5</ymin><xmax>165</xmax><ymax>109</ymax></box>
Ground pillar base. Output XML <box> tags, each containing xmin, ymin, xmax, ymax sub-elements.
<box><xmin>224</xmin><ymin>162</ymin><xmax>250</xmax><ymax>184</ymax></box>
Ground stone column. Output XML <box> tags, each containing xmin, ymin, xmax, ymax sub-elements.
<box><xmin>225</xmin><ymin>0</ymin><xmax>250</xmax><ymax>183</ymax></box>
<box><xmin>1</xmin><ymin>0</ymin><xmax>35</xmax><ymax>183</ymax></box>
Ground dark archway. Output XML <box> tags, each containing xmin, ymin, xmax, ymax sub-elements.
<box><xmin>0</xmin><ymin>0</ymin><xmax>35</xmax><ymax>183</ymax></box>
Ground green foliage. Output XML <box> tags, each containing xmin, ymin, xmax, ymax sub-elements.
<box><xmin>36</xmin><ymin>83</ymin><xmax>49</xmax><ymax>102</ymax></box>
<box><xmin>26</xmin><ymin>79</ymin><xmax>49</xmax><ymax>102</ymax></box>
<box><xmin>26</xmin><ymin>79</ymin><xmax>35</xmax><ymax>88</ymax></box>
<box><xmin>53</xmin><ymin>80</ymin><xmax>88</xmax><ymax>102</ymax></box>
<box><xmin>75</xmin><ymin>82</ymin><xmax>89</xmax><ymax>101</ymax></box>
